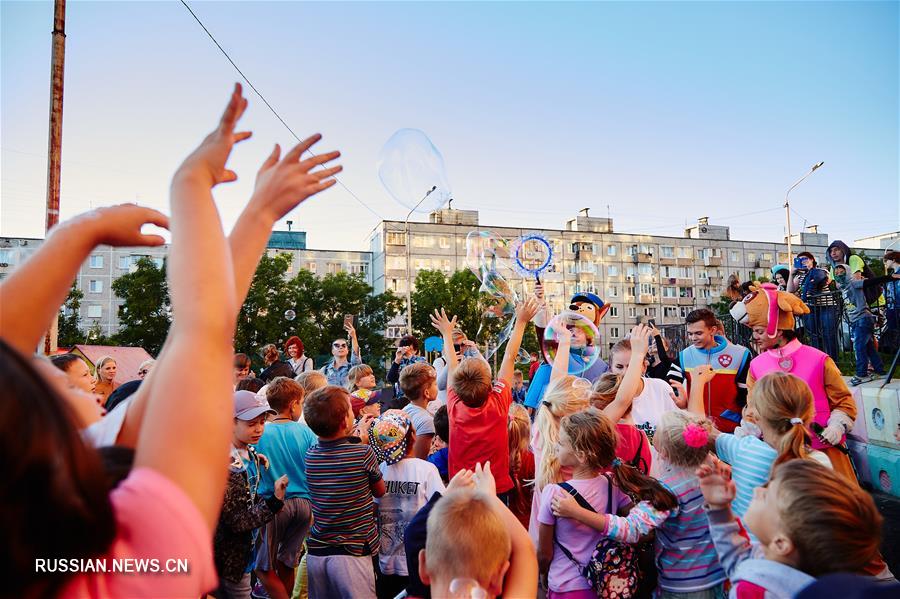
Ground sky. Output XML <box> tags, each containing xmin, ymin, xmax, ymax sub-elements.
<box><xmin>2</xmin><ymin>0</ymin><xmax>898</xmax><ymax>251</ymax></box>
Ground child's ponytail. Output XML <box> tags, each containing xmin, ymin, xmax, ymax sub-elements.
<box><xmin>561</xmin><ymin>408</ymin><xmax>677</xmax><ymax>512</ymax></box>
<box><xmin>751</xmin><ymin>372</ymin><xmax>814</xmax><ymax>468</ymax></box>
<box><xmin>535</xmin><ymin>376</ymin><xmax>590</xmax><ymax>490</ymax></box>
<box><xmin>609</xmin><ymin>459</ymin><xmax>678</xmax><ymax>512</ymax></box>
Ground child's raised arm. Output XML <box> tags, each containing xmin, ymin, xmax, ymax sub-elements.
<box><xmin>687</xmin><ymin>364</ymin><xmax>715</xmax><ymax>416</ymax></box>
<box><xmin>499</xmin><ymin>298</ymin><xmax>540</xmax><ymax>384</ymax></box>
<box><xmin>551</xmin><ymin>491</ymin><xmax>671</xmax><ymax>543</ymax></box>
<box><xmin>0</xmin><ymin>205</ymin><xmax>168</xmax><ymax>356</ymax></box>
<box><xmin>603</xmin><ymin>324</ymin><xmax>650</xmax><ymax>423</ymax></box>
<box><xmin>430</xmin><ymin>308</ymin><xmax>459</xmax><ymax>376</ymax></box>
<box><xmin>133</xmin><ymin>84</ymin><xmax>248</xmax><ymax>531</ymax></box>
<box><xmin>548</xmin><ymin>319</ymin><xmax>572</xmax><ymax>387</ymax></box>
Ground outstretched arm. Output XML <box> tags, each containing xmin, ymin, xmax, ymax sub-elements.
<box><xmin>133</xmin><ymin>84</ymin><xmax>248</xmax><ymax>531</ymax></box>
<box><xmin>431</xmin><ymin>309</ymin><xmax>459</xmax><ymax>378</ymax></box>
<box><xmin>603</xmin><ymin>324</ymin><xmax>650</xmax><ymax>423</ymax></box>
<box><xmin>499</xmin><ymin>298</ymin><xmax>540</xmax><ymax>384</ymax></box>
<box><xmin>0</xmin><ymin>205</ymin><xmax>168</xmax><ymax>356</ymax></box>
<box><xmin>548</xmin><ymin>321</ymin><xmax>571</xmax><ymax>387</ymax></box>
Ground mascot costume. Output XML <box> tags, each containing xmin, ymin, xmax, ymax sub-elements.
<box><xmin>523</xmin><ymin>292</ymin><xmax>610</xmax><ymax>411</ymax></box>
<box><xmin>730</xmin><ymin>282</ymin><xmax>857</xmax><ymax>480</ymax></box>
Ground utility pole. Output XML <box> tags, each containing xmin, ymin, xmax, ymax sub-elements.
<box><xmin>44</xmin><ymin>0</ymin><xmax>66</xmax><ymax>355</ymax></box>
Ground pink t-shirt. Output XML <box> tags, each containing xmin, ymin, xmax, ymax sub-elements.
<box><xmin>538</xmin><ymin>475</ymin><xmax>630</xmax><ymax>593</ymax></box>
<box><xmin>60</xmin><ymin>467</ymin><xmax>217</xmax><ymax>598</ymax></box>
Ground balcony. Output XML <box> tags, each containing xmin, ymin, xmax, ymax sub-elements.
<box><xmin>676</xmin><ymin>257</ymin><xmax>695</xmax><ymax>266</ymax></box>
<box><xmin>659</xmin><ymin>256</ymin><xmax>676</xmax><ymax>266</ymax></box>
<box><xmin>661</xmin><ymin>296</ymin><xmax>678</xmax><ymax>304</ymax></box>
<box><xmin>636</xmin><ymin>294</ymin><xmax>655</xmax><ymax>305</ymax></box>
<box><xmin>632</xmin><ymin>252</ymin><xmax>654</xmax><ymax>263</ymax></box>
<box><xmin>704</xmin><ymin>256</ymin><xmax>723</xmax><ymax>267</ymax></box>
<box><xmin>707</xmin><ymin>275</ymin><xmax>724</xmax><ymax>285</ymax></box>
<box><xmin>678</xmin><ymin>297</ymin><xmax>695</xmax><ymax>306</ymax></box>
<box><xmin>756</xmin><ymin>258</ymin><xmax>773</xmax><ymax>269</ymax></box>
<box><xmin>676</xmin><ymin>277</ymin><xmax>693</xmax><ymax>285</ymax></box>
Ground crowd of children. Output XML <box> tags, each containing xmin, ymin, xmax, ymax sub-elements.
<box><xmin>1</xmin><ymin>84</ymin><xmax>896</xmax><ymax>599</ymax></box>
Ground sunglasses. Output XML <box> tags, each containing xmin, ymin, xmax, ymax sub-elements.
<box><xmin>138</xmin><ymin>369</ymin><xmax>149</xmax><ymax>376</ymax></box>
<box><xmin>333</xmin><ymin>342</ymin><xmax>348</xmax><ymax>348</ymax></box>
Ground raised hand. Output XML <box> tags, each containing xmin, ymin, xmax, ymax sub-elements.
<box><xmin>175</xmin><ymin>83</ymin><xmax>252</xmax><ymax>187</ymax></box>
<box><xmin>251</xmin><ymin>134</ymin><xmax>342</xmax><ymax>223</ymax></box>
<box><xmin>693</xmin><ymin>364</ymin><xmax>716</xmax><ymax>385</ymax></box>
<box><xmin>628</xmin><ymin>324</ymin><xmax>651</xmax><ymax>357</ymax></box>
<box><xmin>515</xmin><ymin>297</ymin><xmax>541</xmax><ymax>323</ymax></box>
<box><xmin>473</xmin><ymin>461</ymin><xmax>497</xmax><ymax>497</ymax></box>
<box><xmin>550</xmin><ymin>488</ymin><xmax>580</xmax><ymax>519</ymax></box>
<box><xmin>63</xmin><ymin>203</ymin><xmax>169</xmax><ymax>249</ymax></box>
<box><xmin>696</xmin><ymin>458</ymin><xmax>735</xmax><ymax>510</ymax></box>
<box><xmin>447</xmin><ymin>468</ymin><xmax>475</xmax><ymax>493</ymax></box>
<box><xmin>430</xmin><ymin>308</ymin><xmax>458</xmax><ymax>337</ymax></box>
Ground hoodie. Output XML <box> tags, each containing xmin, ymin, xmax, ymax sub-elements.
<box><xmin>706</xmin><ymin>507</ymin><xmax>815</xmax><ymax>599</ymax></box>
<box><xmin>826</xmin><ymin>240</ymin><xmax>865</xmax><ymax>277</ymax></box>
<box><xmin>834</xmin><ymin>263</ymin><xmax>895</xmax><ymax>322</ymax></box>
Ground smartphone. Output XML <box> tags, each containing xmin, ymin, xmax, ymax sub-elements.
<box><xmin>646</xmin><ymin>318</ymin><xmax>656</xmax><ymax>329</ymax></box>
<box><xmin>453</xmin><ymin>343</ymin><xmax>462</xmax><ymax>354</ymax></box>
<box><xmin>344</xmin><ymin>314</ymin><xmax>355</xmax><ymax>328</ymax></box>
<box><xmin>793</xmin><ymin>257</ymin><xmax>806</xmax><ymax>270</ymax></box>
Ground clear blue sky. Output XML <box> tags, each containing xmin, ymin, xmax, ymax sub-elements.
<box><xmin>2</xmin><ymin>1</ymin><xmax>898</xmax><ymax>250</ymax></box>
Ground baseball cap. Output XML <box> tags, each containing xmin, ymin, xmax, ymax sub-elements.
<box><xmin>233</xmin><ymin>390</ymin><xmax>276</xmax><ymax>421</ymax></box>
<box><xmin>369</xmin><ymin>409</ymin><xmax>412</xmax><ymax>465</ymax></box>
<box><xmin>350</xmin><ymin>388</ymin><xmax>380</xmax><ymax>418</ymax></box>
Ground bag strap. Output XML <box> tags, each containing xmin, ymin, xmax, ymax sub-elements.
<box><xmin>553</xmin><ymin>483</ymin><xmax>594</xmax><ymax>568</ymax></box>
<box><xmin>629</xmin><ymin>433</ymin><xmax>644</xmax><ymax>469</ymax></box>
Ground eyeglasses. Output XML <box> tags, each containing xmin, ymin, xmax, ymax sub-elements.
<box><xmin>333</xmin><ymin>342</ymin><xmax>348</xmax><ymax>348</ymax></box>
<box><xmin>138</xmin><ymin>369</ymin><xmax>149</xmax><ymax>376</ymax></box>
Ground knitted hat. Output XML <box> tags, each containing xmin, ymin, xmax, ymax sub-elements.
<box><xmin>369</xmin><ymin>409</ymin><xmax>412</xmax><ymax>465</ymax></box>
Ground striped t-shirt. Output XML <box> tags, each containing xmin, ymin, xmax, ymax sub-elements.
<box><xmin>715</xmin><ymin>433</ymin><xmax>777</xmax><ymax>519</ymax></box>
<box><xmin>306</xmin><ymin>437</ymin><xmax>382</xmax><ymax>556</ymax></box>
<box><xmin>656</xmin><ymin>463</ymin><xmax>726</xmax><ymax>592</ymax></box>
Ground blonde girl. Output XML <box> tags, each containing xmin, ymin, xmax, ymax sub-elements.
<box><xmin>93</xmin><ymin>355</ymin><xmax>118</xmax><ymax>404</ymax></box>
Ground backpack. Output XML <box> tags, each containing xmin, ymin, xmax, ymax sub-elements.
<box><xmin>554</xmin><ymin>477</ymin><xmax>641</xmax><ymax>598</ymax></box>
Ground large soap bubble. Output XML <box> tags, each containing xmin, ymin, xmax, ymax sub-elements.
<box><xmin>378</xmin><ymin>129</ymin><xmax>452</xmax><ymax>214</ymax></box>
<box><xmin>284</xmin><ymin>309</ymin><xmax>296</xmax><ymax>321</ymax></box>
<box><xmin>542</xmin><ymin>311</ymin><xmax>601</xmax><ymax>376</ymax></box>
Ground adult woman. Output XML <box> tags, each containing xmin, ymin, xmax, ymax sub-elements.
<box><xmin>93</xmin><ymin>356</ymin><xmax>119</xmax><ymax>405</ymax></box>
<box><xmin>258</xmin><ymin>343</ymin><xmax>294</xmax><ymax>382</ymax></box>
<box><xmin>320</xmin><ymin>321</ymin><xmax>361</xmax><ymax>387</ymax></box>
<box><xmin>284</xmin><ymin>336</ymin><xmax>314</xmax><ymax>376</ymax></box>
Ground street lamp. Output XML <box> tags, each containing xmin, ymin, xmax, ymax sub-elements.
<box><xmin>784</xmin><ymin>162</ymin><xmax>824</xmax><ymax>265</ymax></box>
<box><xmin>405</xmin><ymin>185</ymin><xmax>438</xmax><ymax>334</ymax></box>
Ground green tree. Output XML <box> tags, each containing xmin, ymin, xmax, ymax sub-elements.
<box><xmin>85</xmin><ymin>321</ymin><xmax>114</xmax><ymax>346</ymax></box>
<box><xmin>111</xmin><ymin>257</ymin><xmax>170</xmax><ymax>354</ymax></box>
<box><xmin>410</xmin><ymin>269</ymin><xmax>484</xmax><ymax>340</ymax></box>
<box><xmin>57</xmin><ymin>283</ymin><xmax>85</xmax><ymax>347</ymax></box>
<box><xmin>234</xmin><ymin>253</ymin><xmax>295</xmax><ymax>363</ymax></box>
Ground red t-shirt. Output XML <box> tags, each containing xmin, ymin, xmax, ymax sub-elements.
<box><xmin>448</xmin><ymin>379</ymin><xmax>514</xmax><ymax>493</ymax></box>
<box><xmin>614</xmin><ymin>423</ymin><xmax>652</xmax><ymax>475</ymax></box>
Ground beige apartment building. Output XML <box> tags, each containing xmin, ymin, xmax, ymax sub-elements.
<box><xmin>369</xmin><ymin>209</ymin><xmax>834</xmax><ymax>343</ymax></box>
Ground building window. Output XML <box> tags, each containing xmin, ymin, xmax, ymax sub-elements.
<box><xmin>628</xmin><ymin>307</ymin><xmax>637</xmax><ymax>318</ymax></box>
<box><xmin>610</xmin><ymin>327</ymin><xmax>621</xmax><ymax>338</ymax></box>
<box><xmin>439</xmin><ymin>237</ymin><xmax>451</xmax><ymax>249</ymax></box>
<box><xmin>679</xmin><ymin>287</ymin><xmax>693</xmax><ymax>298</ymax></box>
<box><xmin>607</xmin><ymin>286</ymin><xmax>619</xmax><ymax>298</ymax></box>
<box><xmin>607</xmin><ymin>265</ymin><xmax>619</xmax><ymax>277</ymax></box>
<box><xmin>637</xmin><ymin>263</ymin><xmax>653</xmax><ymax>275</ymax></box>
<box><xmin>607</xmin><ymin>245</ymin><xmax>617</xmax><ymax>256</ymax></box>
<box><xmin>386</xmin><ymin>232</ymin><xmax>406</xmax><ymax>245</ymax></box>
<box><xmin>662</xmin><ymin>286</ymin><xmax>677</xmax><ymax>298</ymax></box>
<box><xmin>699</xmin><ymin>288</ymin><xmax>712</xmax><ymax>298</ymax></box>
<box><xmin>697</xmin><ymin>270</ymin><xmax>709</xmax><ymax>280</ymax></box>
<box><xmin>307</xmin><ymin>262</ymin><xmax>317</xmax><ymax>274</ymax></box>
<box><xmin>660</xmin><ymin>246</ymin><xmax>675</xmax><ymax>258</ymax></box>
<box><xmin>0</xmin><ymin>249</ymin><xmax>12</xmax><ymax>264</ymax></box>
<box><xmin>412</xmin><ymin>235</ymin><xmax>435</xmax><ymax>249</ymax></box>
<box><xmin>730</xmin><ymin>250</ymin><xmax>741</xmax><ymax>262</ymax></box>
<box><xmin>679</xmin><ymin>306</ymin><xmax>690</xmax><ymax>318</ymax></box>
<box><xmin>676</xmin><ymin>247</ymin><xmax>692</xmax><ymax>259</ymax></box>
<box><xmin>327</xmin><ymin>263</ymin><xmax>344</xmax><ymax>275</ymax></box>
<box><xmin>87</xmin><ymin>305</ymin><xmax>102</xmax><ymax>318</ymax></box>
<box><xmin>387</xmin><ymin>256</ymin><xmax>405</xmax><ymax>271</ymax></box>
<box><xmin>639</xmin><ymin>283</ymin><xmax>654</xmax><ymax>295</ymax></box>
<box><xmin>762</xmin><ymin>252</ymin><xmax>773</xmax><ymax>261</ymax></box>
<box><xmin>609</xmin><ymin>306</ymin><xmax>619</xmax><ymax>317</ymax></box>
<box><xmin>118</xmin><ymin>256</ymin><xmax>129</xmax><ymax>269</ymax></box>
<box><xmin>746</xmin><ymin>252</ymin><xmax>757</xmax><ymax>262</ymax></box>
<box><xmin>664</xmin><ymin>306</ymin><xmax>677</xmax><ymax>318</ymax></box>
<box><xmin>89</xmin><ymin>255</ymin><xmax>103</xmax><ymax>268</ymax></box>
<box><xmin>350</xmin><ymin>263</ymin><xmax>369</xmax><ymax>276</ymax></box>
<box><xmin>89</xmin><ymin>280</ymin><xmax>103</xmax><ymax>293</ymax></box>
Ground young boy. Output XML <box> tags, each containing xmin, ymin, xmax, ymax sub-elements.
<box><xmin>511</xmin><ymin>370</ymin><xmax>527</xmax><ymax>404</ymax></box>
<box><xmin>418</xmin><ymin>463</ymin><xmax>537</xmax><ymax>599</ymax></box>
<box><xmin>400</xmin><ymin>362</ymin><xmax>439</xmax><ymax>459</ymax></box>
<box><xmin>431</xmin><ymin>299</ymin><xmax>539</xmax><ymax>500</ymax></box>
<box><xmin>213</xmin><ymin>391</ymin><xmax>287</xmax><ymax>598</ymax></box>
<box><xmin>253</xmin><ymin>377</ymin><xmax>317</xmax><ymax>599</ymax></box>
<box><xmin>369</xmin><ymin>410</ymin><xmax>445</xmax><ymax>599</ymax></box>
<box><xmin>303</xmin><ymin>385</ymin><xmax>387</xmax><ymax>598</ymax></box>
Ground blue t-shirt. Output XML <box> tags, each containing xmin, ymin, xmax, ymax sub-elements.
<box><xmin>427</xmin><ymin>447</ymin><xmax>449</xmax><ymax>481</ymax></box>
<box><xmin>253</xmin><ymin>420</ymin><xmax>318</xmax><ymax>499</ymax></box>
<box><xmin>523</xmin><ymin>354</ymin><xmax>609</xmax><ymax>409</ymax></box>
<box><xmin>715</xmin><ymin>433</ymin><xmax>776</xmax><ymax>519</ymax></box>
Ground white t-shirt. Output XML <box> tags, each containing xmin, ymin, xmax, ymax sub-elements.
<box><xmin>432</xmin><ymin>356</ymin><xmax>449</xmax><ymax>412</ymax></box>
<box><xmin>631</xmin><ymin>377</ymin><xmax>679</xmax><ymax>442</ymax></box>
<box><xmin>83</xmin><ymin>396</ymin><xmax>133</xmax><ymax>447</ymax></box>
<box><xmin>375</xmin><ymin>458</ymin><xmax>445</xmax><ymax>575</ymax></box>
<box><xmin>403</xmin><ymin>403</ymin><xmax>436</xmax><ymax>437</ymax></box>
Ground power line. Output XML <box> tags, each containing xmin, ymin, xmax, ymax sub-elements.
<box><xmin>179</xmin><ymin>0</ymin><xmax>384</xmax><ymax>222</ymax></box>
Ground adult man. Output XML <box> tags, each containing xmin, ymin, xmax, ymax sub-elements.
<box><xmin>320</xmin><ymin>321</ymin><xmax>361</xmax><ymax>387</ymax></box>
<box><xmin>671</xmin><ymin>308</ymin><xmax>751</xmax><ymax>433</ymax></box>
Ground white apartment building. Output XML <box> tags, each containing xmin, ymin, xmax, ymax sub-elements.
<box><xmin>369</xmin><ymin>210</ymin><xmax>835</xmax><ymax>343</ymax></box>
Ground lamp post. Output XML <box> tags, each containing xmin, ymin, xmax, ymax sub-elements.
<box><xmin>405</xmin><ymin>186</ymin><xmax>438</xmax><ymax>333</ymax></box>
<box><xmin>784</xmin><ymin>162</ymin><xmax>824</xmax><ymax>265</ymax></box>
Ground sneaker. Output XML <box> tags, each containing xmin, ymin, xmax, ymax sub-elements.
<box><xmin>850</xmin><ymin>376</ymin><xmax>864</xmax><ymax>386</ymax></box>
<box><xmin>251</xmin><ymin>582</ymin><xmax>270</xmax><ymax>599</ymax></box>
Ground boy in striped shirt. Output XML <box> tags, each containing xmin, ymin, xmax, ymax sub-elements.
<box><xmin>303</xmin><ymin>385</ymin><xmax>387</xmax><ymax>599</ymax></box>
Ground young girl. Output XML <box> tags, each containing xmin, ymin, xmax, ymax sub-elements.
<box><xmin>347</xmin><ymin>363</ymin><xmax>377</xmax><ymax>393</ymax></box>
<box><xmin>590</xmin><ymin>374</ymin><xmax>653</xmax><ymax>475</ymax></box>
<box><xmin>93</xmin><ymin>355</ymin><xmax>119</xmax><ymax>405</ymax></box>
<box><xmin>508</xmin><ymin>402</ymin><xmax>535</xmax><ymax>529</ymax></box>
<box><xmin>697</xmin><ymin>459</ymin><xmax>883</xmax><ymax>596</ymax></box>
<box><xmin>537</xmin><ymin>408</ymin><xmax>677</xmax><ymax>598</ymax></box>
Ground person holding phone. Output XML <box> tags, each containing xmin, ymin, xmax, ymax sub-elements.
<box><xmin>320</xmin><ymin>320</ymin><xmax>362</xmax><ymax>387</ymax></box>
<box><xmin>387</xmin><ymin>334</ymin><xmax>428</xmax><ymax>405</ymax></box>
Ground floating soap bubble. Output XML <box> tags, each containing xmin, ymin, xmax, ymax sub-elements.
<box><xmin>516</xmin><ymin>348</ymin><xmax>533</xmax><ymax>365</ymax></box>
<box><xmin>378</xmin><ymin>129</ymin><xmax>452</xmax><ymax>214</ymax></box>
<box><xmin>284</xmin><ymin>309</ymin><xmax>296</xmax><ymax>321</ymax></box>
<box><xmin>542</xmin><ymin>311</ymin><xmax>601</xmax><ymax>376</ymax></box>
